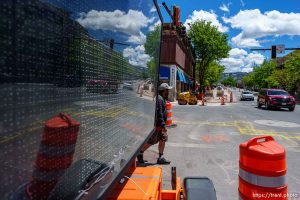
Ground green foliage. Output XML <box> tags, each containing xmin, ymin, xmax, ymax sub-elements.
<box><xmin>144</xmin><ymin>25</ymin><xmax>161</xmax><ymax>81</ymax></box>
<box><xmin>222</xmin><ymin>76</ymin><xmax>237</xmax><ymax>87</ymax></box>
<box><xmin>284</xmin><ymin>52</ymin><xmax>300</xmax><ymax>92</ymax></box>
<box><xmin>206</xmin><ymin>62</ymin><xmax>225</xmax><ymax>86</ymax></box>
<box><xmin>253</xmin><ymin>61</ymin><xmax>276</xmax><ymax>88</ymax></box>
<box><xmin>242</xmin><ymin>60</ymin><xmax>276</xmax><ymax>89</ymax></box>
<box><xmin>269</xmin><ymin>52</ymin><xmax>300</xmax><ymax>94</ymax></box>
<box><xmin>196</xmin><ymin>61</ymin><xmax>224</xmax><ymax>86</ymax></box>
<box><xmin>141</xmin><ymin>71</ymin><xmax>149</xmax><ymax>80</ymax></box>
<box><xmin>242</xmin><ymin>51</ymin><xmax>300</xmax><ymax>94</ymax></box>
<box><xmin>242</xmin><ymin>73</ymin><xmax>255</xmax><ymax>88</ymax></box>
<box><xmin>188</xmin><ymin>20</ymin><xmax>230</xmax><ymax>92</ymax></box>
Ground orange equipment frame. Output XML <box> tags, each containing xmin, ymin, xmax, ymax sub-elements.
<box><xmin>106</xmin><ymin>161</ymin><xmax>181</xmax><ymax>200</ymax></box>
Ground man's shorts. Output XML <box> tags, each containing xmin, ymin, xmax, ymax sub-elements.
<box><xmin>147</xmin><ymin>129</ymin><xmax>168</xmax><ymax>145</ymax></box>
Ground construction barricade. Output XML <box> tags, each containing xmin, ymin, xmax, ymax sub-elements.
<box><xmin>239</xmin><ymin>136</ymin><xmax>287</xmax><ymax>200</ymax></box>
<box><xmin>221</xmin><ymin>95</ymin><xmax>225</xmax><ymax>105</ymax></box>
<box><xmin>166</xmin><ymin>101</ymin><xmax>173</xmax><ymax>127</ymax></box>
<box><xmin>26</xmin><ymin>113</ymin><xmax>80</xmax><ymax>200</ymax></box>
<box><xmin>201</xmin><ymin>93</ymin><xmax>205</xmax><ymax>106</ymax></box>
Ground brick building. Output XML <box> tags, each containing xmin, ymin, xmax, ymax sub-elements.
<box><xmin>159</xmin><ymin>23</ymin><xmax>195</xmax><ymax>101</ymax></box>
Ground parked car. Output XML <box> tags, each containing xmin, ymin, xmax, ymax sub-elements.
<box><xmin>257</xmin><ymin>89</ymin><xmax>296</xmax><ymax>111</ymax></box>
<box><xmin>86</xmin><ymin>79</ymin><xmax>119</xmax><ymax>93</ymax></box>
<box><xmin>240</xmin><ymin>91</ymin><xmax>254</xmax><ymax>101</ymax></box>
<box><xmin>123</xmin><ymin>82</ymin><xmax>134</xmax><ymax>90</ymax></box>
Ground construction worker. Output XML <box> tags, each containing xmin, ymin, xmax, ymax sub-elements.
<box><xmin>137</xmin><ymin>83</ymin><xmax>172</xmax><ymax>164</ymax></box>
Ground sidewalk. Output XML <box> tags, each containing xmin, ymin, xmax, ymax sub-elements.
<box><xmin>206</xmin><ymin>89</ymin><xmax>237</xmax><ymax>103</ymax></box>
<box><xmin>140</xmin><ymin>88</ymin><xmax>238</xmax><ymax>106</ymax></box>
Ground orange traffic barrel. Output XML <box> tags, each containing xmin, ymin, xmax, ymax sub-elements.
<box><xmin>166</xmin><ymin>101</ymin><xmax>173</xmax><ymax>126</ymax></box>
<box><xmin>239</xmin><ymin>136</ymin><xmax>287</xmax><ymax>200</ymax></box>
<box><xmin>221</xmin><ymin>95</ymin><xmax>225</xmax><ymax>105</ymax></box>
<box><xmin>230</xmin><ymin>92</ymin><xmax>233</xmax><ymax>103</ymax></box>
<box><xmin>26</xmin><ymin>113</ymin><xmax>80</xmax><ymax>200</ymax></box>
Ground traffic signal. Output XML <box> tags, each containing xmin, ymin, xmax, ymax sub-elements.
<box><xmin>271</xmin><ymin>45</ymin><xmax>276</xmax><ymax>59</ymax></box>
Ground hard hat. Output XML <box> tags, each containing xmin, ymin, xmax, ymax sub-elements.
<box><xmin>158</xmin><ymin>83</ymin><xmax>172</xmax><ymax>91</ymax></box>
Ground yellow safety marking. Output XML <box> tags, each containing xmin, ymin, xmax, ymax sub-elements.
<box><xmin>173</xmin><ymin>120</ymin><xmax>300</xmax><ymax>144</ymax></box>
<box><xmin>0</xmin><ymin>106</ymin><xmax>153</xmax><ymax>145</ymax></box>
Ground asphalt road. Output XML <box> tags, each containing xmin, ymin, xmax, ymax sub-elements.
<box><xmin>145</xmin><ymin>95</ymin><xmax>300</xmax><ymax>199</ymax></box>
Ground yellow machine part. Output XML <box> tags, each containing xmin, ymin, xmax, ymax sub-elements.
<box><xmin>178</xmin><ymin>92</ymin><xmax>197</xmax><ymax>105</ymax></box>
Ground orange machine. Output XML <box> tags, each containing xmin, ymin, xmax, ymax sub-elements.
<box><xmin>106</xmin><ymin>160</ymin><xmax>217</xmax><ymax>200</ymax></box>
<box><xmin>106</xmin><ymin>161</ymin><xmax>181</xmax><ymax>200</ymax></box>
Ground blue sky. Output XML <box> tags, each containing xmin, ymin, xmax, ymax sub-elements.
<box><xmin>158</xmin><ymin>0</ymin><xmax>300</xmax><ymax>72</ymax></box>
<box><xmin>51</xmin><ymin>0</ymin><xmax>300</xmax><ymax>73</ymax></box>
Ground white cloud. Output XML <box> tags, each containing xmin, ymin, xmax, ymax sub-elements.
<box><xmin>229</xmin><ymin>48</ymin><xmax>247</xmax><ymax>57</ymax></box>
<box><xmin>123</xmin><ymin>45</ymin><xmax>151</xmax><ymax>67</ymax></box>
<box><xmin>220</xmin><ymin>48</ymin><xmax>265</xmax><ymax>72</ymax></box>
<box><xmin>77</xmin><ymin>9</ymin><xmax>149</xmax><ymax>36</ymax></box>
<box><xmin>184</xmin><ymin>10</ymin><xmax>229</xmax><ymax>32</ymax></box>
<box><xmin>127</xmin><ymin>32</ymin><xmax>146</xmax><ymax>44</ymax></box>
<box><xmin>219</xmin><ymin>3</ymin><xmax>230</xmax><ymax>13</ymax></box>
<box><xmin>231</xmin><ymin>33</ymin><xmax>261</xmax><ymax>48</ymax></box>
<box><xmin>149</xmin><ymin>20</ymin><xmax>161</xmax><ymax>31</ymax></box>
<box><xmin>223</xmin><ymin>9</ymin><xmax>300</xmax><ymax>48</ymax></box>
<box><xmin>150</xmin><ymin>6</ymin><xmax>156</xmax><ymax>13</ymax></box>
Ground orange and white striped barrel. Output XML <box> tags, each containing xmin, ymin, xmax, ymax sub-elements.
<box><xmin>166</xmin><ymin>101</ymin><xmax>173</xmax><ymax>127</ymax></box>
<box><xmin>26</xmin><ymin>113</ymin><xmax>80</xmax><ymax>200</ymax></box>
<box><xmin>239</xmin><ymin>136</ymin><xmax>288</xmax><ymax>200</ymax></box>
<box><xmin>221</xmin><ymin>95</ymin><xmax>225</xmax><ymax>105</ymax></box>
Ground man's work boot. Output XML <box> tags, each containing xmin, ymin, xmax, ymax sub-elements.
<box><xmin>157</xmin><ymin>156</ymin><xmax>171</xmax><ymax>165</ymax></box>
<box><xmin>137</xmin><ymin>153</ymin><xmax>147</xmax><ymax>163</ymax></box>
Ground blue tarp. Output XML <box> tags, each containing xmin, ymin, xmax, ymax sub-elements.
<box><xmin>184</xmin><ymin>74</ymin><xmax>191</xmax><ymax>84</ymax></box>
<box><xmin>159</xmin><ymin>66</ymin><xmax>170</xmax><ymax>80</ymax></box>
<box><xmin>176</xmin><ymin>69</ymin><xmax>185</xmax><ymax>83</ymax></box>
<box><xmin>177</xmin><ymin>68</ymin><xmax>189</xmax><ymax>83</ymax></box>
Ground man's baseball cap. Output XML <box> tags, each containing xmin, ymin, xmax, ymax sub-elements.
<box><xmin>158</xmin><ymin>83</ymin><xmax>172</xmax><ymax>91</ymax></box>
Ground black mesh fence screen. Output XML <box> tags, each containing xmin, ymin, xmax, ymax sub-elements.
<box><xmin>0</xmin><ymin>0</ymin><xmax>161</xmax><ymax>199</ymax></box>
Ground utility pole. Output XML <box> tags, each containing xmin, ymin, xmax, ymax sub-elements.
<box><xmin>251</xmin><ymin>46</ymin><xmax>300</xmax><ymax>59</ymax></box>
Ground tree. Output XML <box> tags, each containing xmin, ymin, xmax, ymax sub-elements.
<box><xmin>242</xmin><ymin>60</ymin><xmax>276</xmax><ymax>89</ymax></box>
<box><xmin>252</xmin><ymin>60</ymin><xmax>276</xmax><ymax>89</ymax></box>
<box><xmin>144</xmin><ymin>25</ymin><xmax>161</xmax><ymax>81</ymax></box>
<box><xmin>222</xmin><ymin>76</ymin><xmax>237</xmax><ymax>87</ymax></box>
<box><xmin>141</xmin><ymin>71</ymin><xmax>149</xmax><ymax>80</ymax></box>
<box><xmin>242</xmin><ymin>50</ymin><xmax>300</xmax><ymax>95</ymax></box>
<box><xmin>284</xmin><ymin>52</ymin><xmax>300</xmax><ymax>95</ymax></box>
<box><xmin>188</xmin><ymin>20</ymin><xmax>230</xmax><ymax>93</ymax></box>
<box><xmin>196</xmin><ymin>61</ymin><xmax>224</xmax><ymax>86</ymax></box>
<box><xmin>242</xmin><ymin>73</ymin><xmax>255</xmax><ymax>89</ymax></box>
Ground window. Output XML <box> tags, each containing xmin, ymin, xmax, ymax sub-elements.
<box><xmin>267</xmin><ymin>90</ymin><xmax>288</xmax><ymax>96</ymax></box>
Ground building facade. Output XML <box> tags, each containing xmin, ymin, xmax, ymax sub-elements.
<box><xmin>159</xmin><ymin>23</ymin><xmax>195</xmax><ymax>101</ymax></box>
